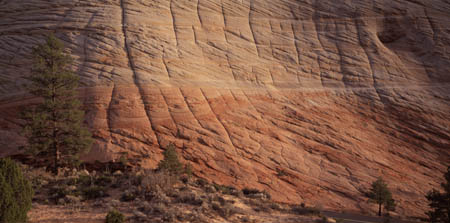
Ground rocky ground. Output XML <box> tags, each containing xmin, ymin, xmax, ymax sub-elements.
<box><xmin>23</xmin><ymin>163</ymin><xmax>325</xmax><ymax>223</ymax></box>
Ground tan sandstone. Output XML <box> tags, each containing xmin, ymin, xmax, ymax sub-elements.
<box><xmin>0</xmin><ymin>0</ymin><xmax>449</xmax><ymax>217</ymax></box>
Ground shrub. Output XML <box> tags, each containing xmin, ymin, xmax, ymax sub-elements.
<box><xmin>242</xmin><ymin>187</ymin><xmax>261</xmax><ymax>195</ymax></box>
<box><xmin>214</xmin><ymin>184</ymin><xmax>237</xmax><ymax>195</ymax></box>
<box><xmin>196</xmin><ymin>178</ymin><xmax>208</xmax><ymax>187</ymax></box>
<box><xmin>0</xmin><ymin>158</ymin><xmax>34</xmax><ymax>223</ymax></box>
<box><xmin>82</xmin><ymin>185</ymin><xmax>107</xmax><ymax>200</ymax></box>
<box><xmin>175</xmin><ymin>192</ymin><xmax>203</xmax><ymax>206</ymax></box>
<box><xmin>291</xmin><ymin>205</ymin><xmax>321</xmax><ymax>216</ymax></box>
<box><xmin>77</xmin><ymin>174</ymin><xmax>93</xmax><ymax>186</ymax></box>
<box><xmin>141</xmin><ymin>170</ymin><xmax>176</xmax><ymax>196</ymax></box>
<box><xmin>95</xmin><ymin>175</ymin><xmax>113</xmax><ymax>186</ymax></box>
<box><xmin>120</xmin><ymin>191</ymin><xmax>137</xmax><ymax>202</ymax></box>
<box><xmin>105</xmin><ymin>209</ymin><xmax>125</xmax><ymax>223</ymax></box>
<box><xmin>49</xmin><ymin>186</ymin><xmax>73</xmax><ymax>200</ymax></box>
<box><xmin>212</xmin><ymin>202</ymin><xmax>240</xmax><ymax>219</ymax></box>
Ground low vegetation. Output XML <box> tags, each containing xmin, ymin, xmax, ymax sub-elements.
<box><xmin>366</xmin><ymin>177</ymin><xmax>396</xmax><ymax>216</ymax></box>
<box><xmin>0</xmin><ymin>158</ymin><xmax>34</xmax><ymax>223</ymax></box>
<box><xmin>105</xmin><ymin>209</ymin><xmax>125</xmax><ymax>223</ymax></box>
<box><xmin>426</xmin><ymin>166</ymin><xmax>450</xmax><ymax>223</ymax></box>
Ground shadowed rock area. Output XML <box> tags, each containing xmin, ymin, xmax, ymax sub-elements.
<box><xmin>0</xmin><ymin>0</ymin><xmax>449</xmax><ymax>217</ymax></box>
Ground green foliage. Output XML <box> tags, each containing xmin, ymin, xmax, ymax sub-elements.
<box><xmin>426</xmin><ymin>166</ymin><xmax>450</xmax><ymax>223</ymax></box>
<box><xmin>120</xmin><ymin>191</ymin><xmax>137</xmax><ymax>202</ymax></box>
<box><xmin>82</xmin><ymin>185</ymin><xmax>107</xmax><ymax>200</ymax></box>
<box><xmin>157</xmin><ymin>143</ymin><xmax>183</xmax><ymax>175</ymax></box>
<box><xmin>105</xmin><ymin>210</ymin><xmax>125</xmax><ymax>223</ymax></box>
<box><xmin>367</xmin><ymin>177</ymin><xmax>395</xmax><ymax>216</ymax></box>
<box><xmin>22</xmin><ymin>34</ymin><xmax>93</xmax><ymax>175</ymax></box>
<box><xmin>276</xmin><ymin>168</ymin><xmax>287</xmax><ymax>177</ymax></box>
<box><xmin>118</xmin><ymin>152</ymin><xmax>128</xmax><ymax>166</ymax></box>
<box><xmin>0</xmin><ymin>158</ymin><xmax>34</xmax><ymax>223</ymax></box>
<box><xmin>95</xmin><ymin>175</ymin><xmax>113</xmax><ymax>187</ymax></box>
<box><xmin>214</xmin><ymin>184</ymin><xmax>237</xmax><ymax>195</ymax></box>
<box><xmin>291</xmin><ymin>205</ymin><xmax>321</xmax><ymax>216</ymax></box>
<box><xmin>242</xmin><ymin>188</ymin><xmax>262</xmax><ymax>196</ymax></box>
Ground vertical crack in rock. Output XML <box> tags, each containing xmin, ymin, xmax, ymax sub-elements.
<box><xmin>290</xmin><ymin>23</ymin><xmax>300</xmax><ymax>66</ymax></box>
<box><xmin>248</xmin><ymin>0</ymin><xmax>261</xmax><ymax>58</ymax></box>
<box><xmin>120</xmin><ymin>0</ymin><xmax>160</xmax><ymax>147</ymax></box>
<box><xmin>221</xmin><ymin>1</ymin><xmax>237</xmax><ymax>81</ymax></box>
<box><xmin>178</xmin><ymin>88</ymin><xmax>203</xmax><ymax>128</ymax></box>
<box><xmin>192</xmin><ymin>25</ymin><xmax>198</xmax><ymax>44</ymax></box>
<box><xmin>333</xmin><ymin>20</ymin><xmax>349</xmax><ymax>90</ymax></box>
<box><xmin>196</xmin><ymin>0</ymin><xmax>202</xmax><ymax>26</ymax></box>
<box><xmin>106</xmin><ymin>85</ymin><xmax>116</xmax><ymax>142</ymax></box>
<box><xmin>289</xmin><ymin>7</ymin><xmax>300</xmax><ymax>66</ymax></box>
<box><xmin>159</xmin><ymin>88</ymin><xmax>178</xmax><ymax>137</ymax></box>
<box><xmin>162</xmin><ymin>47</ymin><xmax>171</xmax><ymax>78</ymax></box>
<box><xmin>269</xmin><ymin>67</ymin><xmax>275</xmax><ymax>85</ymax></box>
<box><xmin>354</xmin><ymin>18</ymin><xmax>386</xmax><ymax>106</ymax></box>
<box><xmin>313</xmin><ymin>0</ymin><xmax>325</xmax><ymax>88</ymax></box>
<box><xmin>221</xmin><ymin>1</ymin><xmax>228</xmax><ymax>44</ymax></box>
<box><xmin>169</xmin><ymin>0</ymin><xmax>179</xmax><ymax>47</ymax></box>
<box><xmin>77</xmin><ymin>12</ymin><xmax>97</xmax><ymax>83</ymax></box>
<box><xmin>226</xmin><ymin>54</ymin><xmax>237</xmax><ymax>81</ymax></box>
<box><xmin>424</xmin><ymin>8</ymin><xmax>438</xmax><ymax>43</ymax></box>
<box><xmin>200</xmin><ymin>88</ymin><xmax>238</xmax><ymax>155</ymax></box>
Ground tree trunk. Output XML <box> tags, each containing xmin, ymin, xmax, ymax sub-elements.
<box><xmin>378</xmin><ymin>203</ymin><xmax>382</xmax><ymax>216</ymax></box>
<box><xmin>52</xmin><ymin>82</ymin><xmax>58</xmax><ymax>176</ymax></box>
<box><xmin>53</xmin><ymin>131</ymin><xmax>59</xmax><ymax>176</ymax></box>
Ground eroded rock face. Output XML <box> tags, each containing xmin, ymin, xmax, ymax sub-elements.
<box><xmin>0</xmin><ymin>0</ymin><xmax>449</xmax><ymax>216</ymax></box>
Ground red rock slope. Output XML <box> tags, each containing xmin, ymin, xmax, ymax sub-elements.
<box><xmin>0</xmin><ymin>0</ymin><xmax>449</xmax><ymax>217</ymax></box>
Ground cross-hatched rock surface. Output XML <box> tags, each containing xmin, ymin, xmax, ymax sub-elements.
<box><xmin>0</xmin><ymin>0</ymin><xmax>449</xmax><ymax>216</ymax></box>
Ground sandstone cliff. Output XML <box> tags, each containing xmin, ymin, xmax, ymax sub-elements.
<box><xmin>0</xmin><ymin>0</ymin><xmax>449</xmax><ymax>217</ymax></box>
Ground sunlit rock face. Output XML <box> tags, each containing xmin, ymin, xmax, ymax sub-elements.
<box><xmin>0</xmin><ymin>0</ymin><xmax>449</xmax><ymax>216</ymax></box>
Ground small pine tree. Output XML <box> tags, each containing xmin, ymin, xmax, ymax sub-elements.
<box><xmin>157</xmin><ymin>143</ymin><xmax>183</xmax><ymax>175</ymax></box>
<box><xmin>426</xmin><ymin>166</ymin><xmax>450</xmax><ymax>223</ymax></box>
<box><xmin>21</xmin><ymin>34</ymin><xmax>93</xmax><ymax>175</ymax></box>
<box><xmin>0</xmin><ymin>158</ymin><xmax>34</xmax><ymax>223</ymax></box>
<box><xmin>367</xmin><ymin>177</ymin><xmax>395</xmax><ymax>216</ymax></box>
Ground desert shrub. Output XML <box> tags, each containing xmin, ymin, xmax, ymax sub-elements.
<box><xmin>276</xmin><ymin>168</ymin><xmax>287</xmax><ymax>177</ymax></box>
<box><xmin>0</xmin><ymin>158</ymin><xmax>34</xmax><ymax>223</ymax></box>
<box><xmin>95</xmin><ymin>175</ymin><xmax>113</xmax><ymax>186</ymax></box>
<box><xmin>49</xmin><ymin>186</ymin><xmax>74</xmax><ymax>200</ymax></box>
<box><xmin>245</xmin><ymin>198</ymin><xmax>273</xmax><ymax>213</ymax></box>
<box><xmin>212</xmin><ymin>202</ymin><xmax>240</xmax><ymax>219</ymax></box>
<box><xmin>77</xmin><ymin>174</ymin><xmax>93</xmax><ymax>186</ymax></box>
<box><xmin>291</xmin><ymin>205</ymin><xmax>321</xmax><ymax>216</ymax></box>
<box><xmin>196</xmin><ymin>178</ymin><xmax>208</xmax><ymax>187</ymax></box>
<box><xmin>105</xmin><ymin>209</ymin><xmax>125</xmax><ymax>223</ymax></box>
<box><xmin>121</xmin><ymin>190</ymin><xmax>137</xmax><ymax>202</ymax></box>
<box><xmin>141</xmin><ymin>170</ymin><xmax>176</xmax><ymax>195</ymax></box>
<box><xmin>214</xmin><ymin>184</ymin><xmax>237</xmax><ymax>195</ymax></box>
<box><xmin>175</xmin><ymin>192</ymin><xmax>204</xmax><ymax>206</ymax></box>
<box><xmin>242</xmin><ymin>187</ymin><xmax>271</xmax><ymax>200</ymax></box>
<box><xmin>82</xmin><ymin>185</ymin><xmax>107</xmax><ymax>200</ymax></box>
<box><xmin>242</xmin><ymin>187</ymin><xmax>261</xmax><ymax>195</ymax></box>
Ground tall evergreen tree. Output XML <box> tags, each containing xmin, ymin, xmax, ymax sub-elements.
<box><xmin>426</xmin><ymin>166</ymin><xmax>450</xmax><ymax>223</ymax></box>
<box><xmin>367</xmin><ymin>177</ymin><xmax>396</xmax><ymax>216</ymax></box>
<box><xmin>22</xmin><ymin>34</ymin><xmax>92</xmax><ymax>175</ymax></box>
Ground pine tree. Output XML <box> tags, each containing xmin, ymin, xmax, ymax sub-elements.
<box><xmin>367</xmin><ymin>177</ymin><xmax>396</xmax><ymax>216</ymax></box>
<box><xmin>21</xmin><ymin>34</ymin><xmax>92</xmax><ymax>175</ymax></box>
<box><xmin>426</xmin><ymin>166</ymin><xmax>450</xmax><ymax>223</ymax></box>
<box><xmin>157</xmin><ymin>143</ymin><xmax>183</xmax><ymax>175</ymax></box>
